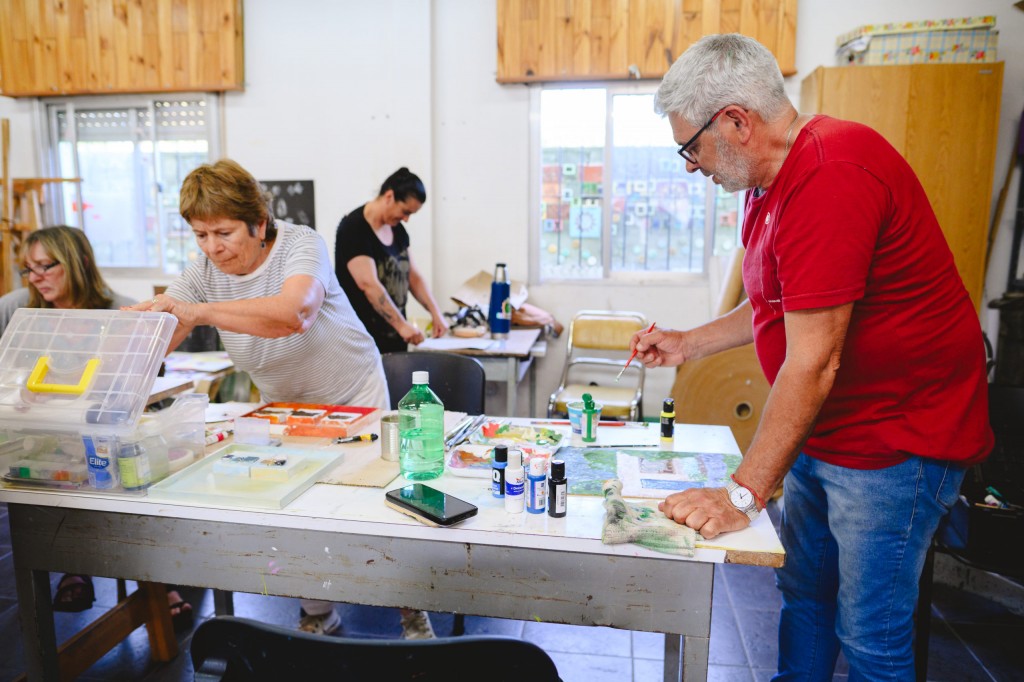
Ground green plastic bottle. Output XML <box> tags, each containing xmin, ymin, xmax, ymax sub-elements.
<box><xmin>398</xmin><ymin>371</ymin><xmax>445</xmax><ymax>480</ymax></box>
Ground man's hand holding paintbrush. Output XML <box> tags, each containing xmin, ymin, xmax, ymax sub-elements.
<box><xmin>629</xmin><ymin>304</ymin><xmax>755</xmax><ymax>369</ymax></box>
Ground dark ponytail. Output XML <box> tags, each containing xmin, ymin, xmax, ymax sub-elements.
<box><xmin>379</xmin><ymin>167</ymin><xmax>426</xmax><ymax>204</ymax></box>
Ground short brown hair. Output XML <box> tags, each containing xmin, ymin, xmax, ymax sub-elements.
<box><xmin>179</xmin><ymin>159</ymin><xmax>277</xmax><ymax>239</ymax></box>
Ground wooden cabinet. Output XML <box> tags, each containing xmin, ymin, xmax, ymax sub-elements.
<box><xmin>0</xmin><ymin>0</ymin><xmax>244</xmax><ymax>96</ymax></box>
<box><xmin>497</xmin><ymin>0</ymin><xmax>797</xmax><ymax>83</ymax></box>
<box><xmin>801</xmin><ymin>64</ymin><xmax>1004</xmax><ymax>310</ymax></box>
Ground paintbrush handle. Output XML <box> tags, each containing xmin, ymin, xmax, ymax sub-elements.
<box><xmin>620</xmin><ymin>322</ymin><xmax>657</xmax><ymax>374</ymax></box>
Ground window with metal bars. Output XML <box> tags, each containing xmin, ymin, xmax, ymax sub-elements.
<box><xmin>37</xmin><ymin>94</ymin><xmax>221</xmax><ymax>275</ymax></box>
<box><xmin>533</xmin><ymin>86</ymin><xmax>742</xmax><ymax>282</ymax></box>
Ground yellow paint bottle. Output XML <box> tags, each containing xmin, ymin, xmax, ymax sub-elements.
<box><xmin>660</xmin><ymin>398</ymin><xmax>675</xmax><ymax>441</ymax></box>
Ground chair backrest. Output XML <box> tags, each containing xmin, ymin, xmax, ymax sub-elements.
<box><xmin>191</xmin><ymin>615</ymin><xmax>563</xmax><ymax>682</ymax></box>
<box><xmin>381</xmin><ymin>351</ymin><xmax>486</xmax><ymax>414</ymax></box>
<box><xmin>567</xmin><ymin>310</ymin><xmax>648</xmax><ymax>354</ymax></box>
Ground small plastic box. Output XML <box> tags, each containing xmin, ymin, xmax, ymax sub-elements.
<box><xmin>0</xmin><ymin>309</ymin><xmax>205</xmax><ymax>493</ymax></box>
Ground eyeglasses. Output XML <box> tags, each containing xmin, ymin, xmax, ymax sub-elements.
<box><xmin>677</xmin><ymin>107</ymin><xmax>727</xmax><ymax>164</ymax></box>
<box><xmin>19</xmin><ymin>261</ymin><xmax>61</xmax><ymax>277</ymax></box>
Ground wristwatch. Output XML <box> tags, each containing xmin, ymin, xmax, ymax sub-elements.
<box><xmin>726</xmin><ymin>481</ymin><xmax>761</xmax><ymax>520</ymax></box>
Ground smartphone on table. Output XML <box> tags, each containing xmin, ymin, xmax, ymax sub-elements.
<box><xmin>384</xmin><ymin>483</ymin><xmax>478</xmax><ymax>527</ymax></box>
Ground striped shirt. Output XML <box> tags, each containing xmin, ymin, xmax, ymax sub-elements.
<box><xmin>166</xmin><ymin>222</ymin><xmax>385</xmax><ymax>405</ymax></box>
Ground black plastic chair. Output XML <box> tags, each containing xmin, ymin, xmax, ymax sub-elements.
<box><xmin>380</xmin><ymin>351</ymin><xmax>485</xmax><ymax>637</ymax></box>
<box><xmin>191</xmin><ymin>615</ymin><xmax>562</xmax><ymax>681</ymax></box>
<box><xmin>381</xmin><ymin>351</ymin><xmax>485</xmax><ymax>413</ymax></box>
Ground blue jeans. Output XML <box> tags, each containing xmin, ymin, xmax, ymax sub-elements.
<box><xmin>773</xmin><ymin>453</ymin><xmax>965</xmax><ymax>682</ymax></box>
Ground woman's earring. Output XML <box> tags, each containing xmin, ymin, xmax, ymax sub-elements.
<box><xmin>261</xmin><ymin>240</ymin><xmax>266</xmax><ymax>249</ymax></box>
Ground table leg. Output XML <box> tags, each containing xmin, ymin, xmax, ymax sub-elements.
<box><xmin>662</xmin><ymin>633</ymin><xmax>710</xmax><ymax>681</ymax></box>
<box><xmin>506</xmin><ymin>357</ymin><xmax>517</xmax><ymax>417</ymax></box>
<box><xmin>15</xmin><ymin>565</ymin><xmax>59</xmax><ymax>681</ymax></box>
<box><xmin>214</xmin><ymin>589</ymin><xmax>235</xmax><ymax>616</ymax></box>
<box><xmin>529</xmin><ymin>357</ymin><xmax>536</xmax><ymax>417</ymax></box>
<box><xmin>664</xmin><ymin>634</ymin><xmax>682</xmax><ymax>681</ymax></box>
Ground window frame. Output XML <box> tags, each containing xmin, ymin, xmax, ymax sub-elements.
<box><xmin>33</xmin><ymin>92</ymin><xmax>223</xmax><ymax>278</ymax></box>
<box><xmin>529</xmin><ymin>82</ymin><xmax>735</xmax><ymax>286</ymax></box>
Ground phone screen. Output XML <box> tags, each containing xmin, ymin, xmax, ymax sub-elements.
<box><xmin>385</xmin><ymin>484</ymin><xmax>478</xmax><ymax>526</ymax></box>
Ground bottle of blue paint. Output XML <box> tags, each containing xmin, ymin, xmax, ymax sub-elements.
<box><xmin>526</xmin><ymin>457</ymin><xmax>547</xmax><ymax>514</ymax></box>
<box><xmin>492</xmin><ymin>445</ymin><xmax>508</xmax><ymax>498</ymax></box>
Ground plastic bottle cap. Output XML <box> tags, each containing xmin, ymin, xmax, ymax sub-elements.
<box><xmin>494</xmin><ymin>445</ymin><xmax>508</xmax><ymax>462</ymax></box>
<box><xmin>412</xmin><ymin>371</ymin><xmax>429</xmax><ymax>384</ymax></box>
<box><xmin>507</xmin><ymin>449</ymin><xmax>522</xmax><ymax>469</ymax></box>
<box><xmin>663</xmin><ymin>398</ymin><xmax>675</xmax><ymax>412</ymax></box>
<box><xmin>529</xmin><ymin>457</ymin><xmax>546</xmax><ymax>476</ymax></box>
<box><xmin>550</xmin><ymin>459</ymin><xmax>565</xmax><ymax>478</ymax></box>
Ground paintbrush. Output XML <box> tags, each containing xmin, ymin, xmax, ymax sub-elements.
<box><xmin>616</xmin><ymin>321</ymin><xmax>656</xmax><ymax>382</ymax></box>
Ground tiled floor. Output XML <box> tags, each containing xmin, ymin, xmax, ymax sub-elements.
<box><xmin>0</xmin><ymin>500</ymin><xmax>1022</xmax><ymax>682</ymax></box>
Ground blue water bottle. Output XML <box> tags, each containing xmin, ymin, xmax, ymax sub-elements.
<box><xmin>488</xmin><ymin>262</ymin><xmax>511</xmax><ymax>339</ymax></box>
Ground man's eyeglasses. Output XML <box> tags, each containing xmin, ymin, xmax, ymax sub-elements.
<box><xmin>677</xmin><ymin>107</ymin><xmax>727</xmax><ymax>164</ymax></box>
<box><xmin>19</xmin><ymin>262</ymin><xmax>61</xmax><ymax>277</ymax></box>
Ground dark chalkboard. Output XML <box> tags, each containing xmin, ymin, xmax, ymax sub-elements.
<box><xmin>260</xmin><ymin>180</ymin><xmax>315</xmax><ymax>228</ymax></box>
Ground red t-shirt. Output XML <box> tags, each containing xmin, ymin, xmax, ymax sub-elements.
<box><xmin>742</xmin><ymin>115</ymin><xmax>992</xmax><ymax>469</ymax></box>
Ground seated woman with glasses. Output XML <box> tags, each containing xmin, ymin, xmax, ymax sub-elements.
<box><xmin>0</xmin><ymin>226</ymin><xmax>195</xmax><ymax>629</ymax></box>
<box><xmin>0</xmin><ymin>225</ymin><xmax>135</xmax><ymax>334</ymax></box>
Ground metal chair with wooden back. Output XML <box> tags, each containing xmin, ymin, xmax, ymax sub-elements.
<box><xmin>547</xmin><ymin>310</ymin><xmax>647</xmax><ymax>422</ymax></box>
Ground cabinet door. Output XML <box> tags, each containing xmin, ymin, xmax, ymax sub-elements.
<box><xmin>903</xmin><ymin>63</ymin><xmax>1003</xmax><ymax>310</ymax></box>
<box><xmin>497</xmin><ymin>0</ymin><xmax>797</xmax><ymax>82</ymax></box>
<box><xmin>802</xmin><ymin>66</ymin><xmax>912</xmax><ymax>153</ymax></box>
<box><xmin>800</xmin><ymin>64</ymin><xmax>1003</xmax><ymax>310</ymax></box>
<box><xmin>0</xmin><ymin>0</ymin><xmax>244</xmax><ymax>96</ymax></box>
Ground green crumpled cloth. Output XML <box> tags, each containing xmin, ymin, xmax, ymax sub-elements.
<box><xmin>601</xmin><ymin>479</ymin><xmax>700</xmax><ymax>556</ymax></box>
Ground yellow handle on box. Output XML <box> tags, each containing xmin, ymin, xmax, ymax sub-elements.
<box><xmin>26</xmin><ymin>356</ymin><xmax>100</xmax><ymax>395</ymax></box>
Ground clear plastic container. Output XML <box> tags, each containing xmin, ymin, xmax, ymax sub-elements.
<box><xmin>0</xmin><ymin>309</ymin><xmax>201</xmax><ymax>493</ymax></box>
<box><xmin>398</xmin><ymin>371</ymin><xmax>445</xmax><ymax>480</ymax></box>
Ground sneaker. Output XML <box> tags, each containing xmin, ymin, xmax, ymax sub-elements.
<box><xmin>299</xmin><ymin>608</ymin><xmax>342</xmax><ymax>636</ymax></box>
<box><xmin>399</xmin><ymin>610</ymin><xmax>436</xmax><ymax>640</ymax></box>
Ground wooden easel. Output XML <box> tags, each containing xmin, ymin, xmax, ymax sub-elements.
<box><xmin>0</xmin><ymin>118</ymin><xmax>82</xmax><ymax>294</ymax></box>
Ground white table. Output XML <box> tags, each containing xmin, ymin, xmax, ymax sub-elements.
<box><xmin>0</xmin><ymin>424</ymin><xmax>783</xmax><ymax>681</ymax></box>
<box><xmin>416</xmin><ymin>328</ymin><xmax>542</xmax><ymax>417</ymax></box>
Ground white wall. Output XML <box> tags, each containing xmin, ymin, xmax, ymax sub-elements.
<box><xmin>5</xmin><ymin>0</ymin><xmax>1022</xmax><ymax>417</ymax></box>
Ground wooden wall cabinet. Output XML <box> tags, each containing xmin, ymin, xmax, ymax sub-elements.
<box><xmin>497</xmin><ymin>0</ymin><xmax>797</xmax><ymax>83</ymax></box>
<box><xmin>0</xmin><ymin>0</ymin><xmax>244</xmax><ymax>96</ymax></box>
<box><xmin>801</xmin><ymin>64</ymin><xmax>1004</xmax><ymax>310</ymax></box>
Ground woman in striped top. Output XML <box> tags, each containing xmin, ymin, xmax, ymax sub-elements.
<box><xmin>128</xmin><ymin>159</ymin><xmax>434</xmax><ymax>639</ymax></box>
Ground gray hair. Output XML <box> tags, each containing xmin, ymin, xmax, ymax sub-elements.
<box><xmin>655</xmin><ymin>34</ymin><xmax>790</xmax><ymax>126</ymax></box>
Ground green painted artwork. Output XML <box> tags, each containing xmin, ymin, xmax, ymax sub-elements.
<box><xmin>556</xmin><ymin>447</ymin><xmax>741</xmax><ymax>498</ymax></box>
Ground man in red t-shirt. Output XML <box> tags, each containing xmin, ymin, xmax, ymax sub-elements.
<box><xmin>632</xmin><ymin>34</ymin><xmax>992</xmax><ymax>680</ymax></box>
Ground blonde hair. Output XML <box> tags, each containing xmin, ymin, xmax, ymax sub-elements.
<box><xmin>20</xmin><ymin>226</ymin><xmax>113</xmax><ymax>310</ymax></box>
<box><xmin>179</xmin><ymin>159</ymin><xmax>277</xmax><ymax>239</ymax></box>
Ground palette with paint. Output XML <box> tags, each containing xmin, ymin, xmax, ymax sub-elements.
<box><xmin>467</xmin><ymin>421</ymin><xmax>564</xmax><ymax>448</ymax></box>
<box><xmin>446</xmin><ymin>442</ymin><xmax>554</xmax><ymax>478</ymax></box>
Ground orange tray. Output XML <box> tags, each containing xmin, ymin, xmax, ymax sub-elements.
<box><xmin>244</xmin><ymin>402</ymin><xmax>380</xmax><ymax>438</ymax></box>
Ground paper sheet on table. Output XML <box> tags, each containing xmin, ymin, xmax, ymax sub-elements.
<box><xmin>206</xmin><ymin>402</ymin><xmax>262</xmax><ymax>424</ymax></box>
<box><xmin>165</xmin><ymin>351</ymin><xmax>234</xmax><ymax>373</ymax></box>
<box><xmin>450</xmin><ymin>270</ymin><xmax>528</xmax><ymax>311</ymax></box>
<box><xmin>418</xmin><ymin>337</ymin><xmax>495</xmax><ymax>351</ymax></box>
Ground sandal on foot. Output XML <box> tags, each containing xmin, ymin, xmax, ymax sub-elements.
<box><xmin>169</xmin><ymin>599</ymin><xmax>194</xmax><ymax>631</ymax></box>
<box><xmin>52</xmin><ymin>574</ymin><xmax>95</xmax><ymax>613</ymax></box>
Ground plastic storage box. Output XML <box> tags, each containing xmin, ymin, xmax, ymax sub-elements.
<box><xmin>0</xmin><ymin>309</ymin><xmax>206</xmax><ymax>492</ymax></box>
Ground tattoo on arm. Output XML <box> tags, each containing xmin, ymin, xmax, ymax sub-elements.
<box><xmin>374</xmin><ymin>293</ymin><xmax>395</xmax><ymax>323</ymax></box>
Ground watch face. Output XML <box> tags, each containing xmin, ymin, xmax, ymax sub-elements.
<box><xmin>730</xmin><ymin>486</ymin><xmax>753</xmax><ymax>508</ymax></box>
